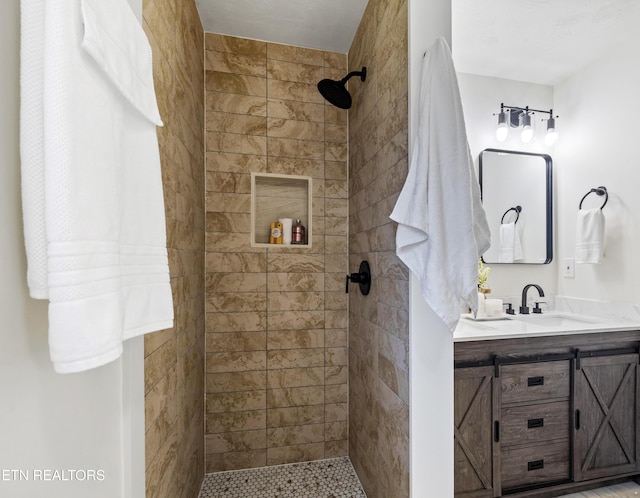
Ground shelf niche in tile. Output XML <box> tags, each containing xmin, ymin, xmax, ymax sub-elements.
<box><xmin>251</xmin><ymin>172</ymin><xmax>312</xmax><ymax>248</ymax></box>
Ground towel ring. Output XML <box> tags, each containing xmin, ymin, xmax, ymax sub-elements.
<box><xmin>579</xmin><ymin>186</ymin><xmax>608</xmax><ymax>210</ymax></box>
<box><xmin>501</xmin><ymin>205</ymin><xmax>522</xmax><ymax>224</ymax></box>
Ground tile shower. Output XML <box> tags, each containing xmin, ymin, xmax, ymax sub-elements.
<box><xmin>142</xmin><ymin>0</ymin><xmax>410</xmax><ymax>496</ymax></box>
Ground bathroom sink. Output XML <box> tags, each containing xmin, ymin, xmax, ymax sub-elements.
<box><xmin>513</xmin><ymin>312</ymin><xmax>604</xmax><ymax>328</ymax></box>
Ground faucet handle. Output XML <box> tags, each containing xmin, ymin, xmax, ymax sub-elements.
<box><xmin>533</xmin><ymin>301</ymin><xmax>547</xmax><ymax>314</ymax></box>
<box><xmin>503</xmin><ymin>303</ymin><xmax>515</xmax><ymax>315</ymax></box>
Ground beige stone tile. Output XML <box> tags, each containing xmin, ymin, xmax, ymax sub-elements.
<box><xmin>267</xmin><ymin>310</ymin><xmax>325</xmax><ymax>331</ymax></box>
<box><xmin>325</xmin><ymin>142</ymin><xmax>347</xmax><ymax>161</ymax></box>
<box><xmin>205</xmin><ymin>232</ymin><xmax>264</xmax><ymax>252</ymax></box>
<box><xmin>267</xmin><ymin>254</ymin><xmax>324</xmax><ymax>273</ymax></box>
<box><xmin>206</xmin><ymin>91</ymin><xmax>267</xmax><ymax>116</ymax></box>
<box><xmin>266</xmin><ymin>43</ymin><xmax>324</xmax><ymax>66</ymax></box>
<box><xmin>206</xmin><ymin>71</ymin><xmax>266</xmax><ymax>96</ymax></box>
<box><xmin>267</xmin><ymin>423</ymin><xmax>324</xmax><ymax>447</ymax></box>
<box><xmin>205</xmin><ymin>33</ymin><xmax>266</xmax><ymax>56</ymax></box>
<box><xmin>325</xmin><ymin>179</ymin><xmax>348</xmax><ymax>199</ymax></box>
<box><xmin>325</xmin><ymin>310</ymin><xmax>347</xmax><ymax>330</ymax></box>
<box><xmin>267</xmin><ymin>79</ymin><xmax>324</xmax><ymax>104</ymax></box>
<box><xmin>325</xmin><ymin>161</ymin><xmax>347</xmax><ymax>180</ymax></box>
<box><xmin>266</xmin><ymin>157</ymin><xmax>324</xmax><ymax>178</ymax></box>
<box><xmin>205</xmin><ymin>191</ymin><xmax>250</xmax><ymax>213</ymax></box>
<box><xmin>325</xmin><ymin>123</ymin><xmax>347</xmax><ymax>143</ymax></box>
<box><xmin>206</xmin><ymin>371</ymin><xmax>266</xmax><ymax>393</ymax></box>
<box><xmin>206</xmin><ymin>390</ymin><xmax>267</xmax><ymax>414</ymax></box>
<box><xmin>267</xmin><ymin>404</ymin><xmax>324</xmax><ymax>428</ymax></box>
<box><xmin>267</xmin><ymin>348</ymin><xmax>324</xmax><ymax>369</ymax></box>
<box><xmin>206</xmin><ymin>131</ymin><xmax>267</xmax><ymax>156</ymax></box>
<box><xmin>325</xmin><ymin>328</ymin><xmax>347</xmax><ymax>348</ymax></box>
<box><xmin>145</xmin><ymin>364</ymin><xmax>177</xmax><ymax>430</ymax></box>
<box><xmin>325</xmin><ymin>253</ymin><xmax>348</xmax><ymax>274</ymax></box>
<box><xmin>205</xmin><ymin>331</ymin><xmax>266</xmax><ymax>353</ymax></box>
<box><xmin>206</xmin><ymin>311</ymin><xmax>267</xmax><ymax>333</ymax></box>
<box><xmin>267</xmin><ymin>367</ymin><xmax>324</xmax><ymax>389</ymax></box>
<box><xmin>206</xmin><ymin>272</ymin><xmax>266</xmax><ymax>293</ymax></box>
<box><xmin>324</xmin><ymin>104</ymin><xmax>347</xmax><ymax>125</ymax></box>
<box><xmin>206</xmin><ymin>409</ymin><xmax>266</xmax><ymax>434</ymax></box>
<box><xmin>145</xmin><ymin>431</ymin><xmax>178</xmax><ymax>498</ymax></box>
<box><xmin>325</xmin><ymin>273</ymin><xmax>346</xmax><ymax>293</ymax></box>
<box><xmin>325</xmin><ymin>383</ymin><xmax>348</xmax><ymax>404</ymax></box>
<box><xmin>144</xmin><ymin>336</ymin><xmax>177</xmax><ymax>394</ymax></box>
<box><xmin>325</xmin><ymin>198</ymin><xmax>347</xmax><ymax>218</ymax></box>
<box><xmin>206</xmin><ymin>292</ymin><xmax>266</xmax><ymax>313</ymax></box>
<box><xmin>267</xmin><ymin>273</ymin><xmax>324</xmax><ymax>294</ymax></box>
<box><xmin>266</xmin><ymin>442</ymin><xmax>324</xmax><ymax>466</ymax></box>
<box><xmin>205</xmin><ymin>430</ymin><xmax>266</xmax><ymax>454</ymax></box>
<box><xmin>205</xmin><ymin>50</ymin><xmax>266</xmax><ymax>77</ymax></box>
<box><xmin>325</xmin><ymin>347</ymin><xmax>348</xmax><ymax>367</ymax></box>
<box><xmin>325</xmin><ymin>365</ymin><xmax>348</xmax><ymax>385</ymax></box>
<box><xmin>206</xmin><ymin>112</ymin><xmax>267</xmax><ymax>136</ymax></box>
<box><xmin>324</xmin><ymin>52</ymin><xmax>347</xmax><ymax>70</ymax></box>
<box><xmin>325</xmin><ymin>402</ymin><xmax>347</xmax><ymax>423</ymax></box>
<box><xmin>325</xmin><ymin>421</ymin><xmax>347</xmax><ymax>441</ymax></box>
<box><xmin>267</xmin><ymin>98</ymin><xmax>324</xmax><ymax>122</ymax></box>
<box><xmin>267</xmin><ymin>137</ymin><xmax>324</xmax><ymax>160</ymax></box>
<box><xmin>206</xmin><ymin>253</ymin><xmax>267</xmax><ymax>273</ymax></box>
<box><xmin>205</xmin><ymin>212</ymin><xmax>250</xmax><ymax>233</ymax></box>
<box><xmin>267</xmin><ymin>291</ymin><xmax>324</xmax><ymax>311</ymax></box>
<box><xmin>267</xmin><ymin>385</ymin><xmax>325</xmax><ymax>408</ymax></box>
<box><xmin>206</xmin><ymin>151</ymin><xmax>267</xmax><ymax>174</ymax></box>
<box><xmin>206</xmin><ymin>351</ymin><xmax>267</xmax><ymax>373</ymax></box>
<box><xmin>267</xmin><ymin>59</ymin><xmax>325</xmax><ymax>84</ymax></box>
<box><xmin>324</xmin><ymin>439</ymin><xmax>348</xmax><ymax>458</ymax></box>
<box><xmin>267</xmin><ymin>329</ymin><xmax>324</xmax><ymax>351</ymax></box>
<box><xmin>266</xmin><ymin>118</ymin><xmax>324</xmax><ymax>141</ymax></box>
<box><xmin>144</xmin><ymin>327</ymin><xmax>174</xmax><ymax>357</ymax></box>
<box><xmin>205</xmin><ymin>449</ymin><xmax>267</xmax><ymax>473</ymax></box>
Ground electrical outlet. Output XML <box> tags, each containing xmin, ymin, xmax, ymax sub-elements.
<box><xmin>564</xmin><ymin>258</ymin><xmax>575</xmax><ymax>278</ymax></box>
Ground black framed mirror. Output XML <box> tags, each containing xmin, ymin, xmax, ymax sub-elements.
<box><xmin>479</xmin><ymin>148</ymin><xmax>553</xmax><ymax>264</ymax></box>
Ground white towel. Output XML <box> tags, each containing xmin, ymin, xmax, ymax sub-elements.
<box><xmin>498</xmin><ymin>222</ymin><xmax>523</xmax><ymax>263</ymax></box>
<box><xmin>575</xmin><ymin>208</ymin><xmax>605</xmax><ymax>264</ymax></box>
<box><xmin>20</xmin><ymin>0</ymin><xmax>173</xmax><ymax>373</ymax></box>
<box><xmin>389</xmin><ymin>37</ymin><xmax>491</xmax><ymax>331</ymax></box>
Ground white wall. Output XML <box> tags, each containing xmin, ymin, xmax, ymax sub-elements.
<box><xmin>0</xmin><ymin>1</ymin><xmax>143</xmax><ymax>497</ymax></box>
<box><xmin>407</xmin><ymin>1</ymin><xmax>454</xmax><ymax>497</ymax></box>
<box><xmin>554</xmin><ymin>35</ymin><xmax>640</xmax><ymax>302</ymax></box>
<box><xmin>457</xmin><ymin>73</ymin><xmax>558</xmax><ymax>302</ymax></box>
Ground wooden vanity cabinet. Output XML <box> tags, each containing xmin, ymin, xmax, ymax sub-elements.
<box><xmin>454</xmin><ymin>332</ymin><xmax>640</xmax><ymax>498</ymax></box>
<box><xmin>574</xmin><ymin>352</ymin><xmax>640</xmax><ymax>481</ymax></box>
<box><xmin>454</xmin><ymin>366</ymin><xmax>498</xmax><ymax>497</ymax></box>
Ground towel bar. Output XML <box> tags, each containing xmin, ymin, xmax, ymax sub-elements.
<box><xmin>501</xmin><ymin>205</ymin><xmax>522</xmax><ymax>224</ymax></box>
<box><xmin>579</xmin><ymin>186</ymin><xmax>608</xmax><ymax>210</ymax></box>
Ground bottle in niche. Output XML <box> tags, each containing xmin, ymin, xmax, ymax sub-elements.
<box><xmin>291</xmin><ymin>219</ymin><xmax>306</xmax><ymax>244</ymax></box>
<box><xmin>270</xmin><ymin>221</ymin><xmax>283</xmax><ymax>244</ymax></box>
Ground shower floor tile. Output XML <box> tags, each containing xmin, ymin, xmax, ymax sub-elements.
<box><xmin>198</xmin><ymin>456</ymin><xmax>367</xmax><ymax>498</ymax></box>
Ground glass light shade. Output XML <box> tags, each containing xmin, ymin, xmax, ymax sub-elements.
<box><xmin>521</xmin><ymin>125</ymin><xmax>534</xmax><ymax>143</ymax></box>
<box><xmin>496</xmin><ymin>122</ymin><xmax>508</xmax><ymax>141</ymax></box>
<box><xmin>545</xmin><ymin>128</ymin><xmax>558</xmax><ymax>146</ymax></box>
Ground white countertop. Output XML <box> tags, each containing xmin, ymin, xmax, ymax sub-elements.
<box><xmin>454</xmin><ymin>296</ymin><xmax>640</xmax><ymax>342</ymax></box>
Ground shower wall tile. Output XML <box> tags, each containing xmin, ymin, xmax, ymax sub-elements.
<box><xmin>143</xmin><ymin>0</ymin><xmax>205</xmax><ymax>497</ymax></box>
<box><xmin>348</xmin><ymin>0</ymin><xmax>410</xmax><ymax>496</ymax></box>
<box><xmin>205</xmin><ymin>33</ymin><xmax>348</xmax><ymax>472</ymax></box>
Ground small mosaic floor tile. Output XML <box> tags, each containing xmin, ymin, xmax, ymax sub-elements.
<box><xmin>198</xmin><ymin>456</ymin><xmax>367</xmax><ymax>498</ymax></box>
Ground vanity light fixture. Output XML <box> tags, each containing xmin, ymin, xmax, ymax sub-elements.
<box><xmin>494</xmin><ymin>103</ymin><xmax>558</xmax><ymax>145</ymax></box>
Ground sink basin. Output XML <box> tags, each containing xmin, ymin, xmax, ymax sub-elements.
<box><xmin>513</xmin><ymin>312</ymin><xmax>604</xmax><ymax>328</ymax></box>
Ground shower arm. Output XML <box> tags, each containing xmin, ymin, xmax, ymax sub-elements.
<box><xmin>340</xmin><ymin>67</ymin><xmax>367</xmax><ymax>84</ymax></box>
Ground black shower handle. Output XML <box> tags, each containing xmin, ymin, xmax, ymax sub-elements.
<box><xmin>345</xmin><ymin>261</ymin><xmax>371</xmax><ymax>296</ymax></box>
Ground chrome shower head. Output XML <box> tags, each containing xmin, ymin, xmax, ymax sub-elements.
<box><xmin>317</xmin><ymin>67</ymin><xmax>367</xmax><ymax>109</ymax></box>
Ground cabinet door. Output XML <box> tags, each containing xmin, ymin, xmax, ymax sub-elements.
<box><xmin>574</xmin><ymin>353</ymin><xmax>639</xmax><ymax>481</ymax></box>
<box><xmin>455</xmin><ymin>366</ymin><xmax>498</xmax><ymax>497</ymax></box>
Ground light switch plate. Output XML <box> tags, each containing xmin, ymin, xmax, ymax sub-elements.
<box><xmin>564</xmin><ymin>258</ymin><xmax>575</xmax><ymax>278</ymax></box>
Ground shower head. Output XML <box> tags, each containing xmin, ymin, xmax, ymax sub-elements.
<box><xmin>317</xmin><ymin>67</ymin><xmax>367</xmax><ymax>109</ymax></box>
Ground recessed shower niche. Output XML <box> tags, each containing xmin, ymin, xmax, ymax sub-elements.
<box><xmin>250</xmin><ymin>172</ymin><xmax>312</xmax><ymax>247</ymax></box>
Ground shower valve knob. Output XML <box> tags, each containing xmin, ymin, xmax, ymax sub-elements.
<box><xmin>345</xmin><ymin>261</ymin><xmax>371</xmax><ymax>296</ymax></box>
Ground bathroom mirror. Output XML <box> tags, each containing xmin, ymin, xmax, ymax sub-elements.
<box><xmin>479</xmin><ymin>148</ymin><xmax>552</xmax><ymax>264</ymax></box>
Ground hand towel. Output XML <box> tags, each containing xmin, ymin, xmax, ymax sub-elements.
<box><xmin>20</xmin><ymin>0</ymin><xmax>173</xmax><ymax>373</ymax></box>
<box><xmin>389</xmin><ymin>37</ymin><xmax>491</xmax><ymax>331</ymax></box>
<box><xmin>498</xmin><ymin>222</ymin><xmax>523</xmax><ymax>263</ymax></box>
<box><xmin>575</xmin><ymin>208</ymin><xmax>605</xmax><ymax>264</ymax></box>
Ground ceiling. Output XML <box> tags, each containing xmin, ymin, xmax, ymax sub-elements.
<box><xmin>195</xmin><ymin>0</ymin><xmax>640</xmax><ymax>85</ymax></box>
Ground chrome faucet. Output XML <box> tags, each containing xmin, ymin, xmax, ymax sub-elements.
<box><xmin>520</xmin><ymin>284</ymin><xmax>545</xmax><ymax>314</ymax></box>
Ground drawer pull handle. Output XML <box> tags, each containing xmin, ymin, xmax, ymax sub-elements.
<box><xmin>528</xmin><ymin>459</ymin><xmax>544</xmax><ymax>471</ymax></box>
<box><xmin>528</xmin><ymin>418</ymin><xmax>544</xmax><ymax>429</ymax></box>
<box><xmin>528</xmin><ymin>376</ymin><xmax>544</xmax><ymax>386</ymax></box>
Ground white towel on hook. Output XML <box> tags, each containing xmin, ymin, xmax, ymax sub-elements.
<box><xmin>389</xmin><ymin>37</ymin><xmax>491</xmax><ymax>331</ymax></box>
<box><xmin>575</xmin><ymin>208</ymin><xmax>605</xmax><ymax>264</ymax></box>
<box><xmin>20</xmin><ymin>0</ymin><xmax>173</xmax><ymax>373</ymax></box>
<box><xmin>498</xmin><ymin>222</ymin><xmax>523</xmax><ymax>263</ymax></box>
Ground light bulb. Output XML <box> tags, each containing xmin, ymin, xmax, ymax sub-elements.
<box><xmin>520</xmin><ymin>113</ymin><xmax>533</xmax><ymax>143</ymax></box>
<box><xmin>495</xmin><ymin>110</ymin><xmax>508</xmax><ymax>141</ymax></box>
<box><xmin>544</xmin><ymin>116</ymin><xmax>557</xmax><ymax>146</ymax></box>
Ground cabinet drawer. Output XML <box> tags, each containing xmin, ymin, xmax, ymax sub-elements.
<box><xmin>501</xmin><ymin>360</ymin><xmax>570</xmax><ymax>404</ymax></box>
<box><xmin>501</xmin><ymin>439</ymin><xmax>570</xmax><ymax>489</ymax></box>
<box><xmin>501</xmin><ymin>401</ymin><xmax>570</xmax><ymax>446</ymax></box>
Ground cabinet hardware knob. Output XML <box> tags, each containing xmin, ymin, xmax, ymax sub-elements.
<box><xmin>528</xmin><ymin>459</ymin><xmax>544</xmax><ymax>471</ymax></box>
<box><xmin>528</xmin><ymin>418</ymin><xmax>544</xmax><ymax>429</ymax></box>
<box><xmin>528</xmin><ymin>376</ymin><xmax>544</xmax><ymax>386</ymax></box>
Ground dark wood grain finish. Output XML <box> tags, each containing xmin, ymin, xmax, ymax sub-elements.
<box><xmin>454</xmin><ymin>366</ymin><xmax>497</xmax><ymax>497</ymax></box>
<box><xmin>574</xmin><ymin>353</ymin><xmax>640</xmax><ymax>481</ymax></box>
<box><xmin>501</xmin><ymin>401</ymin><xmax>570</xmax><ymax>446</ymax></box>
<box><xmin>501</xmin><ymin>439</ymin><xmax>571</xmax><ymax>489</ymax></box>
<box><xmin>501</xmin><ymin>361</ymin><xmax>570</xmax><ymax>404</ymax></box>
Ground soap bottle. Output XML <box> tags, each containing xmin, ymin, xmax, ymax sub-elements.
<box><xmin>292</xmin><ymin>219</ymin><xmax>306</xmax><ymax>245</ymax></box>
<box><xmin>270</xmin><ymin>221</ymin><xmax>283</xmax><ymax>244</ymax></box>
